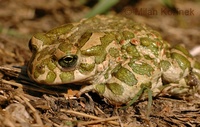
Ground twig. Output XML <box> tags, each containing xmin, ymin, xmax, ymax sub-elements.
<box><xmin>78</xmin><ymin>116</ymin><xmax>119</xmax><ymax>126</ymax></box>
<box><xmin>15</xmin><ymin>94</ymin><xmax>44</xmax><ymax>126</ymax></box>
<box><xmin>1</xmin><ymin>79</ymin><xmax>23</xmax><ymax>88</ymax></box>
<box><xmin>61</xmin><ymin>109</ymin><xmax>120</xmax><ymax>126</ymax></box>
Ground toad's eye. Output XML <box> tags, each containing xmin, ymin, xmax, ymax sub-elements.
<box><xmin>58</xmin><ymin>55</ymin><xmax>78</xmax><ymax>69</ymax></box>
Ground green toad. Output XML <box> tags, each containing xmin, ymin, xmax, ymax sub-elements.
<box><xmin>27</xmin><ymin>15</ymin><xmax>200</xmax><ymax>105</ymax></box>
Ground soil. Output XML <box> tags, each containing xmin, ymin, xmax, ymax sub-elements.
<box><xmin>0</xmin><ymin>0</ymin><xmax>200</xmax><ymax>126</ymax></box>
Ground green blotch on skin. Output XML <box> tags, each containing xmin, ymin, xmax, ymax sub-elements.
<box><xmin>113</xmin><ymin>67</ymin><xmax>138</xmax><ymax>86</ymax></box>
<box><xmin>194</xmin><ymin>61</ymin><xmax>200</xmax><ymax>70</ymax></box>
<box><xmin>59</xmin><ymin>72</ymin><xmax>74</xmax><ymax>83</ymax></box>
<box><xmin>78</xmin><ymin>32</ymin><xmax>92</xmax><ymax>48</ymax></box>
<box><xmin>140</xmin><ymin>37</ymin><xmax>158</xmax><ymax>56</ymax></box>
<box><xmin>41</xmin><ymin>58</ymin><xmax>49</xmax><ymax>65</ymax></box>
<box><xmin>174</xmin><ymin>45</ymin><xmax>192</xmax><ymax>57</ymax></box>
<box><xmin>129</xmin><ymin>61</ymin><xmax>154</xmax><ymax>76</ymax></box>
<box><xmin>33</xmin><ymin>33</ymin><xmax>52</xmax><ymax>45</ymax></box>
<box><xmin>148</xmin><ymin>43</ymin><xmax>158</xmax><ymax>56</ymax></box>
<box><xmin>47</xmin><ymin>24</ymin><xmax>74</xmax><ymax>36</ymax></box>
<box><xmin>40</xmin><ymin>58</ymin><xmax>56</xmax><ymax>71</ymax></box>
<box><xmin>107</xmin><ymin>83</ymin><xmax>124</xmax><ymax>95</ymax></box>
<box><xmin>81</xmin><ymin>33</ymin><xmax>116</xmax><ymax>64</ymax></box>
<box><xmin>79</xmin><ymin>63</ymin><xmax>95</xmax><ymax>73</ymax></box>
<box><xmin>46</xmin><ymin>71</ymin><xmax>56</xmax><ymax>83</ymax></box>
<box><xmin>58</xmin><ymin>41</ymin><xmax>74</xmax><ymax>53</ymax></box>
<box><xmin>104</xmin><ymin>72</ymin><xmax>109</xmax><ymax>79</ymax></box>
<box><xmin>104</xmin><ymin>67</ymin><xmax>112</xmax><ymax>79</ymax></box>
<box><xmin>140</xmin><ymin>37</ymin><xmax>151</xmax><ymax>46</ymax></box>
<box><xmin>160</xmin><ymin>60</ymin><xmax>171</xmax><ymax>71</ymax></box>
<box><xmin>41</xmin><ymin>58</ymin><xmax>56</xmax><ymax>71</ymax></box>
<box><xmin>34</xmin><ymin>71</ymin><xmax>40</xmax><ymax>79</ymax></box>
<box><xmin>95</xmin><ymin>53</ymin><xmax>106</xmax><ymax>64</ymax></box>
<box><xmin>47</xmin><ymin>59</ymin><xmax>56</xmax><ymax>71</ymax></box>
<box><xmin>122</xmin><ymin>31</ymin><xmax>135</xmax><ymax>40</ymax></box>
<box><xmin>109</xmin><ymin>48</ymin><xmax>119</xmax><ymax>57</ymax></box>
<box><xmin>100</xmin><ymin>33</ymin><xmax>116</xmax><ymax>46</ymax></box>
<box><xmin>125</xmin><ymin>45</ymin><xmax>140</xmax><ymax>59</ymax></box>
<box><xmin>171</xmin><ymin>52</ymin><xmax>191</xmax><ymax>70</ymax></box>
<box><xmin>193</xmin><ymin>61</ymin><xmax>200</xmax><ymax>80</ymax></box>
<box><xmin>95</xmin><ymin>83</ymin><xmax>105</xmax><ymax>95</ymax></box>
<box><xmin>37</xmin><ymin>47</ymin><xmax>50</xmax><ymax>61</ymax></box>
<box><xmin>81</xmin><ymin>45</ymin><xmax>103</xmax><ymax>56</ymax></box>
<box><xmin>111</xmin><ymin>64</ymin><xmax>121</xmax><ymax>74</ymax></box>
<box><xmin>81</xmin><ymin>45</ymin><xmax>106</xmax><ymax>64</ymax></box>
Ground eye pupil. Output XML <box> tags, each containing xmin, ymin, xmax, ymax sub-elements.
<box><xmin>64</xmin><ymin>56</ymin><xmax>73</xmax><ymax>63</ymax></box>
<box><xmin>58</xmin><ymin>55</ymin><xmax>78</xmax><ymax>68</ymax></box>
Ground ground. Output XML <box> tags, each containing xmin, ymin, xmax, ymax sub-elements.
<box><xmin>0</xmin><ymin>0</ymin><xmax>200</xmax><ymax>126</ymax></box>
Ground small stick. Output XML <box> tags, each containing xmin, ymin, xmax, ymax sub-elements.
<box><xmin>61</xmin><ymin>109</ymin><xmax>120</xmax><ymax>126</ymax></box>
<box><xmin>78</xmin><ymin>116</ymin><xmax>119</xmax><ymax>126</ymax></box>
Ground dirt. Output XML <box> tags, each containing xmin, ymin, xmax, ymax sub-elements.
<box><xmin>0</xmin><ymin>0</ymin><xmax>200</xmax><ymax>126</ymax></box>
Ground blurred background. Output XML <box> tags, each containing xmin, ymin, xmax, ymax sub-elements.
<box><xmin>0</xmin><ymin>0</ymin><xmax>199</xmax><ymax>66</ymax></box>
